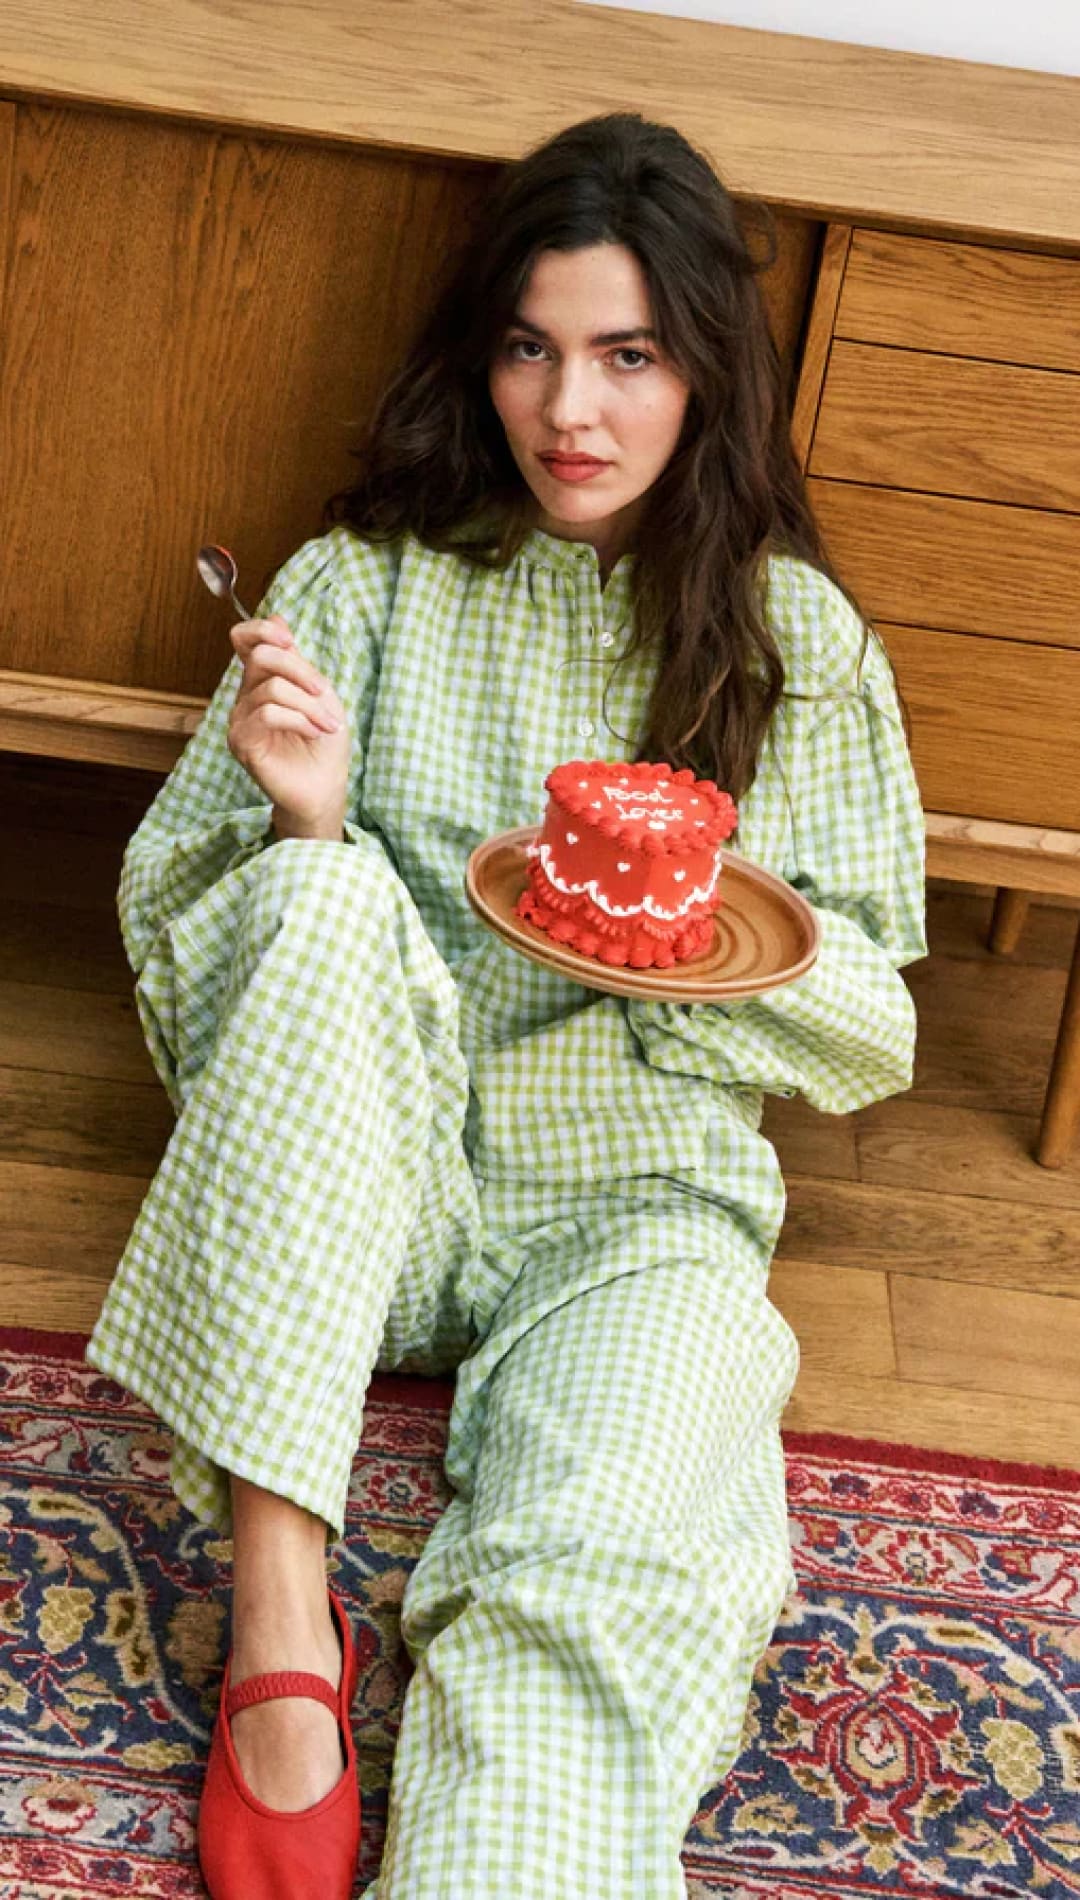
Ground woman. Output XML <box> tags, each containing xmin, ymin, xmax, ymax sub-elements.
<box><xmin>87</xmin><ymin>113</ymin><xmax>926</xmax><ymax>1900</ymax></box>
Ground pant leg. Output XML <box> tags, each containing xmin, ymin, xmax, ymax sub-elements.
<box><xmin>86</xmin><ymin>835</ymin><xmax>482</xmax><ymax>1541</ymax></box>
<box><xmin>368</xmin><ymin>1238</ymin><xmax>799</xmax><ymax>1900</ymax></box>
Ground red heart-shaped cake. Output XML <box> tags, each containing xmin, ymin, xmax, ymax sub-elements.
<box><xmin>515</xmin><ymin>760</ymin><xmax>738</xmax><ymax>968</ymax></box>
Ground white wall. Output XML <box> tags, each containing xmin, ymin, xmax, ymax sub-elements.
<box><xmin>578</xmin><ymin>0</ymin><xmax>1080</xmax><ymax>78</ymax></box>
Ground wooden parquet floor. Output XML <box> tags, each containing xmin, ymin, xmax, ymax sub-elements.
<box><xmin>3</xmin><ymin>751</ymin><xmax>1079</xmax><ymax>1468</ymax></box>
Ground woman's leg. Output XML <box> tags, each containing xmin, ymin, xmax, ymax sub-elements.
<box><xmin>370</xmin><ymin>1239</ymin><xmax>799</xmax><ymax>1899</ymax></box>
<box><xmin>86</xmin><ymin>836</ymin><xmax>483</xmax><ymax>1808</ymax></box>
<box><xmin>89</xmin><ymin>833</ymin><xmax>479</xmax><ymax>1535</ymax></box>
<box><xmin>226</xmin><ymin>1477</ymin><xmax>345</xmax><ymax>1809</ymax></box>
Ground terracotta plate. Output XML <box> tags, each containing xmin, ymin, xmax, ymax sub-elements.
<box><xmin>465</xmin><ymin>825</ymin><xmax>820</xmax><ymax>1002</ymax></box>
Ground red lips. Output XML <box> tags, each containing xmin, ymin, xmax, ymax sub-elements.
<box><xmin>538</xmin><ymin>452</ymin><xmax>611</xmax><ymax>484</ymax></box>
<box><xmin>540</xmin><ymin>453</ymin><xmax>608</xmax><ymax>468</ymax></box>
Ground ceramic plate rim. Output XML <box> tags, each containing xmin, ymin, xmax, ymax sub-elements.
<box><xmin>464</xmin><ymin>825</ymin><xmax>820</xmax><ymax>1002</ymax></box>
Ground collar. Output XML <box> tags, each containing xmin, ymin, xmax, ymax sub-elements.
<box><xmin>519</xmin><ymin>527</ymin><xmax>635</xmax><ymax>602</ymax></box>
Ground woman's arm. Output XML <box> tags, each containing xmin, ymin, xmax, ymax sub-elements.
<box><xmin>118</xmin><ymin>529</ymin><xmax>394</xmax><ymax>975</ymax></box>
<box><xmin>626</xmin><ymin>570</ymin><xmax>927</xmax><ymax>1116</ymax></box>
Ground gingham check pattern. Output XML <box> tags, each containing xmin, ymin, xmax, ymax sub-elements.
<box><xmin>87</xmin><ymin>525</ymin><xmax>925</xmax><ymax>1899</ymax></box>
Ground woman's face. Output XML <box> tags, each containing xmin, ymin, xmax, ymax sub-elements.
<box><xmin>489</xmin><ymin>243</ymin><xmax>691</xmax><ymax>568</ymax></box>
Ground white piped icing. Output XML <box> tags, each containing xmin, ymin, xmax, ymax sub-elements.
<box><xmin>537</xmin><ymin>842</ymin><xmax>721</xmax><ymax>921</ymax></box>
<box><xmin>601</xmin><ymin>782</ymin><xmax>684</xmax><ymax>829</ymax></box>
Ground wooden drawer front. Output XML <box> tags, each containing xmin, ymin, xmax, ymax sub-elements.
<box><xmin>810</xmin><ymin>341</ymin><xmax>1080</xmax><ymax>511</ymax></box>
<box><xmin>879</xmin><ymin>625</ymin><xmax>1080</xmax><ymax>830</ymax></box>
<box><xmin>809</xmin><ymin>480</ymin><xmax>1080</xmax><ymax>650</ymax></box>
<box><xmin>836</xmin><ymin>229</ymin><xmax>1080</xmax><ymax>372</ymax></box>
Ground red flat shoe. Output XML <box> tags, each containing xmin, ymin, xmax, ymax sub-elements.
<box><xmin>197</xmin><ymin>1586</ymin><xmax>361</xmax><ymax>1900</ymax></box>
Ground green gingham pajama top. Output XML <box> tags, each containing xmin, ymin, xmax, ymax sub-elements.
<box><xmin>87</xmin><ymin>523</ymin><xmax>926</xmax><ymax>1900</ymax></box>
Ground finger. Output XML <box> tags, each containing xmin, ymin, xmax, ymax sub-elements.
<box><xmin>231</xmin><ymin>703</ymin><xmax>330</xmax><ymax>745</ymax></box>
<box><xmin>245</xmin><ymin>675</ymin><xmax>343</xmax><ymax>732</ymax></box>
<box><xmin>230</xmin><ymin>616</ymin><xmax>294</xmax><ymax>661</ymax></box>
<box><xmin>236</xmin><ymin>640</ymin><xmax>332</xmax><ymax>701</ymax></box>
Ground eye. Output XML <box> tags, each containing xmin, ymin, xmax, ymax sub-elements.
<box><xmin>505</xmin><ymin>336</ymin><xmax>548</xmax><ymax>361</ymax></box>
<box><xmin>610</xmin><ymin>348</ymin><xmax>654</xmax><ymax>371</ymax></box>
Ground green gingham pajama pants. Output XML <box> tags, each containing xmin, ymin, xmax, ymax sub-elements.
<box><xmin>88</xmin><ymin>826</ymin><xmax>800</xmax><ymax>1900</ymax></box>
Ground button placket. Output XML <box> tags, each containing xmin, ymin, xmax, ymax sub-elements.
<box><xmin>573</xmin><ymin>565</ymin><xmax>605</xmax><ymax>748</ymax></box>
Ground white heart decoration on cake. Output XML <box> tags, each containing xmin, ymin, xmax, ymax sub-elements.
<box><xmin>617</xmin><ymin>862</ymin><xmax>630</xmax><ymax>872</ymax></box>
<box><xmin>673</xmin><ymin>869</ymin><xmax>686</xmax><ymax>882</ymax></box>
<box><xmin>566</xmin><ymin>832</ymin><xmax>578</xmax><ymax>844</ymax></box>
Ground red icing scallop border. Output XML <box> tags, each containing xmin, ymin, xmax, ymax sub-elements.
<box><xmin>545</xmin><ymin>760</ymin><xmax>737</xmax><ymax>857</ymax></box>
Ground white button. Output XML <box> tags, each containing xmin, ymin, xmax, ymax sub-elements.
<box><xmin>577</xmin><ymin>717</ymin><xmax>594</xmax><ymax>737</ymax></box>
<box><xmin>600</xmin><ymin>631</ymin><xmax>615</xmax><ymax>647</ymax></box>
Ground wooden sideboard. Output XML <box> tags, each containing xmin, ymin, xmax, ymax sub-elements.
<box><xmin>1</xmin><ymin>2</ymin><xmax>1078</xmax><ymax>1169</ymax></box>
<box><xmin>793</xmin><ymin>225</ymin><xmax>1080</xmax><ymax>1165</ymax></box>
<box><xmin>0</xmin><ymin>92</ymin><xmax>814</xmax><ymax>749</ymax></box>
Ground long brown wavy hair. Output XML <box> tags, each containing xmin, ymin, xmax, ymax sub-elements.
<box><xmin>325</xmin><ymin>112</ymin><xmax>873</xmax><ymax>799</ymax></box>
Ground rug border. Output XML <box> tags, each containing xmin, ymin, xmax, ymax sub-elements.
<box><xmin>6</xmin><ymin>1326</ymin><xmax>1078</xmax><ymax>1491</ymax></box>
<box><xmin>0</xmin><ymin>1325</ymin><xmax>456</xmax><ymax>1411</ymax></box>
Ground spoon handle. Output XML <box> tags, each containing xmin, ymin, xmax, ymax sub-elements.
<box><xmin>229</xmin><ymin>586</ymin><xmax>254</xmax><ymax>621</ymax></box>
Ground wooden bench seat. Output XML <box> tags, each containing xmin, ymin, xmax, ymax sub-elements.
<box><xmin>0</xmin><ymin>670</ymin><xmax>205</xmax><ymax>775</ymax></box>
<box><xmin>4</xmin><ymin>669</ymin><xmax>1077</xmax><ymax>1168</ymax></box>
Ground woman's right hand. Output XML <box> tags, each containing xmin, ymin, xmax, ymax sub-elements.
<box><xmin>227</xmin><ymin>616</ymin><xmax>351</xmax><ymax>840</ymax></box>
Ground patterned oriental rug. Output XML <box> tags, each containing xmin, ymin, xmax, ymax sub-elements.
<box><xmin>1</xmin><ymin>1329</ymin><xmax>1078</xmax><ymax>1900</ymax></box>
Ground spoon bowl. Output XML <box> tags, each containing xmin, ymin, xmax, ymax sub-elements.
<box><xmin>197</xmin><ymin>544</ymin><xmax>252</xmax><ymax>621</ymax></box>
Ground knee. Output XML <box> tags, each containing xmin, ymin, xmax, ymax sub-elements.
<box><xmin>244</xmin><ymin>834</ymin><xmax>403</xmax><ymax>952</ymax></box>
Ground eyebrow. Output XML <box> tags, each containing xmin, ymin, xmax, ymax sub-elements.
<box><xmin>509</xmin><ymin>315</ymin><xmax>657</xmax><ymax>348</ymax></box>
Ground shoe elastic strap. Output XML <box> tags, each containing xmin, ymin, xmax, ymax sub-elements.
<box><xmin>226</xmin><ymin>1671</ymin><xmax>340</xmax><ymax>1718</ymax></box>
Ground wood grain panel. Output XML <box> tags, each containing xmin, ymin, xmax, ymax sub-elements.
<box><xmin>0</xmin><ymin>105</ymin><xmax>13</xmax><ymax>328</ymax></box>
<box><xmin>0</xmin><ymin>670</ymin><xmax>207</xmax><ymax>770</ymax></box>
<box><xmin>0</xmin><ymin>751</ymin><xmax>160</xmax><ymax>836</ymax></box>
<box><xmin>904</xmin><ymin>952</ymin><xmax>1067</xmax><ymax>1115</ymax></box>
<box><xmin>760</xmin><ymin>1092</ymin><xmax>858</xmax><ymax>1180</ymax></box>
<box><xmin>768</xmin><ymin>1259</ymin><xmax>895</xmax><ymax>1377</ymax></box>
<box><xmin>6</xmin><ymin>0</ymin><xmax>1080</xmax><ymax>248</ymax></box>
<box><xmin>751</xmin><ymin>210</ymin><xmax>820</xmax><ymax>385</ymax></box>
<box><xmin>837</xmin><ymin>229</ymin><xmax>1080</xmax><ymax>371</ymax></box>
<box><xmin>777</xmin><ymin>1177</ymin><xmax>1080</xmax><ymax>1297</ymax></box>
<box><xmin>782</xmin><ymin>1368</ymin><xmax>1080</xmax><ymax>1469</ymax></box>
<box><xmin>0</xmin><ymin>1265</ymin><xmax>115</xmax><ymax>1332</ymax></box>
<box><xmin>0</xmin><ymin>1160</ymin><xmax>146</xmax><ymax>1273</ymax></box>
<box><xmin>879</xmin><ymin>625</ymin><xmax>1080</xmax><ymax>830</ymax></box>
<box><xmin>791</xmin><ymin>223</ymin><xmax>848</xmax><ymax>470</ymax></box>
<box><xmin>857</xmin><ymin>1099</ymin><xmax>1080</xmax><ymax>1210</ymax></box>
<box><xmin>925</xmin><ymin>817</ymin><xmax>1080</xmax><ymax>900</ymax></box>
<box><xmin>0</xmin><ymin>826</ymin><xmax>129</xmax><ymax>910</ymax></box>
<box><xmin>0</xmin><ymin>982</ymin><xmax>155</xmax><ymax>1085</ymax></box>
<box><xmin>810</xmin><ymin>480</ymin><xmax>1080</xmax><ymax>650</ymax></box>
<box><xmin>0</xmin><ymin>103</ymin><xmax>493</xmax><ymax>693</ymax></box>
<box><xmin>2</xmin><ymin>1069</ymin><xmax>172</xmax><ymax>1176</ymax></box>
<box><xmin>923</xmin><ymin>882</ymin><xmax>1078</xmax><ymax>969</ymax></box>
<box><xmin>0</xmin><ymin>902</ymin><xmax>130</xmax><ymax>992</ymax></box>
<box><xmin>0</xmin><ymin>100</ymin><xmax>814</xmax><ymax>704</ymax></box>
<box><xmin>891</xmin><ymin>1274</ymin><xmax>1080</xmax><ymax>1407</ymax></box>
<box><xmin>810</xmin><ymin>341</ymin><xmax>1080</xmax><ymax>511</ymax></box>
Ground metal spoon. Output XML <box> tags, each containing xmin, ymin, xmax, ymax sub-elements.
<box><xmin>196</xmin><ymin>544</ymin><xmax>253</xmax><ymax>621</ymax></box>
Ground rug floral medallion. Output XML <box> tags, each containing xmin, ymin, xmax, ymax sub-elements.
<box><xmin>1</xmin><ymin>1331</ymin><xmax>1078</xmax><ymax>1899</ymax></box>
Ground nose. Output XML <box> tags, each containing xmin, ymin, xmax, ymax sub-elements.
<box><xmin>542</xmin><ymin>356</ymin><xmax>599</xmax><ymax>435</ymax></box>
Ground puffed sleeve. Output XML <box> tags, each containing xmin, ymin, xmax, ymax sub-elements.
<box><xmin>625</xmin><ymin>558</ymin><xmax>927</xmax><ymax>1115</ymax></box>
<box><xmin>118</xmin><ymin>527</ymin><xmax>397</xmax><ymax>976</ymax></box>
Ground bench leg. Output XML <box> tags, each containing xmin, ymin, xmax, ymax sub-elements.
<box><xmin>1036</xmin><ymin>914</ymin><xmax>1080</xmax><ymax>1168</ymax></box>
<box><xmin>989</xmin><ymin>887</ymin><xmax>1030</xmax><ymax>955</ymax></box>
